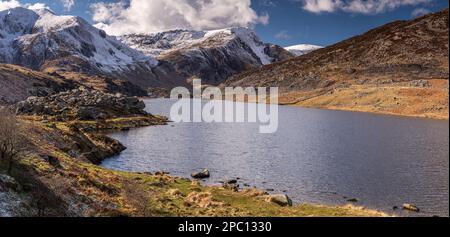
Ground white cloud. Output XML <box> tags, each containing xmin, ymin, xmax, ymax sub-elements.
<box><xmin>91</xmin><ymin>0</ymin><xmax>270</xmax><ymax>36</ymax></box>
<box><xmin>60</xmin><ymin>0</ymin><xmax>75</xmax><ymax>11</ymax></box>
<box><xmin>302</xmin><ymin>0</ymin><xmax>338</xmax><ymax>13</ymax></box>
<box><xmin>299</xmin><ymin>0</ymin><xmax>432</xmax><ymax>14</ymax></box>
<box><xmin>411</xmin><ymin>7</ymin><xmax>430</xmax><ymax>17</ymax></box>
<box><xmin>0</xmin><ymin>0</ymin><xmax>50</xmax><ymax>11</ymax></box>
<box><xmin>27</xmin><ymin>3</ymin><xmax>50</xmax><ymax>10</ymax></box>
<box><xmin>0</xmin><ymin>0</ymin><xmax>21</xmax><ymax>11</ymax></box>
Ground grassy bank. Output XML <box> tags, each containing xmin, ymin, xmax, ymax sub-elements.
<box><xmin>278</xmin><ymin>80</ymin><xmax>449</xmax><ymax>120</ymax></box>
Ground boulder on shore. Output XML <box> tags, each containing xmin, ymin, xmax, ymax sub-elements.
<box><xmin>347</xmin><ymin>198</ymin><xmax>359</xmax><ymax>203</ymax></box>
<box><xmin>403</xmin><ymin>203</ymin><xmax>420</xmax><ymax>212</ymax></box>
<box><xmin>191</xmin><ymin>169</ymin><xmax>210</xmax><ymax>179</ymax></box>
<box><xmin>264</xmin><ymin>194</ymin><xmax>293</xmax><ymax>207</ymax></box>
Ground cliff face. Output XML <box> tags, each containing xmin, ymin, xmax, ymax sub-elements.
<box><xmin>226</xmin><ymin>9</ymin><xmax>449</xmax><ymax>119</ymax></box>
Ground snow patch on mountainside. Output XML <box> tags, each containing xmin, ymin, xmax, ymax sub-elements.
<box><xmin>32</xmin><ymin>8</ymin><xmax>78</xmax><ymax>32</ymax></box>
<box><xmin>285</xmin><ymin>44</ymin><xmax>323</xmax><ymax>56</ymax></box>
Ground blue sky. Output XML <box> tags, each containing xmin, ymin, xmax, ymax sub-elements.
<box><xmin>4</xmin><ymin>0</ymin><xmax>449</xmax><ymax>46</ymax></box>
<box><xmin>253</xmin><ymin>0</ymin><xmax>449</xmax><ymax>46</ymax></box>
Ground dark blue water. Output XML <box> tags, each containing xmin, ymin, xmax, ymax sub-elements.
<box><xmin>102</xmin><ymin>99</ymin><xmax>449</xmax><ymax>217</ymax></box>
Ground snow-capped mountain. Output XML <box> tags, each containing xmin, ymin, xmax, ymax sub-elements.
<box><xmin>119</xmin><ymin>29</ymin><xmax>208</xmax><ymax>58</ymax></box>
<box><xmin>285</xmin><ymin>44</ymin><xmax>323</xmax><ymax>56</ymax></box>
<box><xmin>0</xmin><ymin>7</ymin><xmax>157</xmax><ymax>74</ymax></box>
<box><xmin>0</xmin><ymin>7</ymin><xmax>293</xmax><ymax>91</ymax></box>
<box><xmin>120</xmin><ymin>27</ymin><xmax>293</xmax><ymax>85</ymax></box>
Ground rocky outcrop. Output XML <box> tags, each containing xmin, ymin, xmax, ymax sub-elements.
<box><xmin>14</xmin><ymin>87</ymin><xmax>147</xmax><ymax>120</ymax></box>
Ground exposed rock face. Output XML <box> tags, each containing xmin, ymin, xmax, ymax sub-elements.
<box><xmin>14</xmin><ymin>87</ymin><xmax>147</xmax><ymax>120</ymax></box>
<box><xmin>120</xmin><ymin>27</ymin><xmax>294</xmax><ymax>85</ymax></box>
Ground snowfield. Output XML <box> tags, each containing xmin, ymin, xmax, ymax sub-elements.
<box><xmin>285</xmin><ymin>44</ymin><xmax>323</xmax><ymax>56</ymax></box>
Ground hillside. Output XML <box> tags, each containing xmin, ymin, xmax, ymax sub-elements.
<box><xmin>0</xmin><ymin>64</ymin><xmax>77</xmax><ymax>105</ymax></box>
<box><xmin>227</xmin><ymin>9</ymin><xmax>449</xmax><ymax>119</ymax></box>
